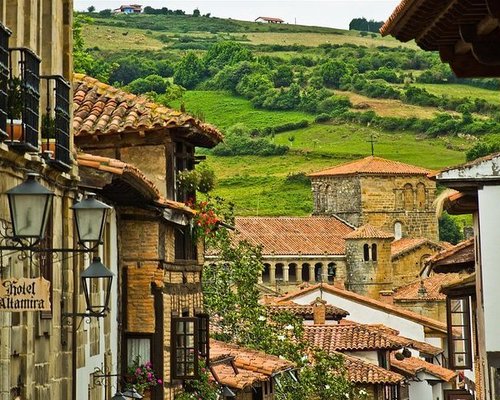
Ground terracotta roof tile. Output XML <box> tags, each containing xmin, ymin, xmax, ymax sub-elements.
<box><xmin>234</xmin><ymin>217</ymin><xmax>353</xmax><ymax>256</ymax></box>
<box><xmin>304</xmin><ymin>324</ymin><xmax>402</xmax><ymax>352</ymax></box>
<box><xmin>266</xmin><ymin>300</ymin><xmax>349</xmax><ymax>319</ymax></box>
<box><xmin>278</xmin><ymin>283</ymin><xmax>448</xmax><ymax>333</ymax></box>
<box><xmin>308</xmin><ymin>156</ymin><xmax>432</xmax><ymax>178</ymax></box>
<box><xmin>342</xmin><ymin>353</ymin><xmax>404</xmax><ymax>384</ymax></box>
<box><xmin>391</xmin><ymin>238</ymin><xmax>443</xmax><ymax>259</ymax></box>
<box><xmin>73</xmin><ymin>74</ymin><xmax>223</xmax><ymax>147</ymax></box>
<box><xmin>210</xmin><ymin>340</ymin><xmax>294</xmax><ymax>376</ymax></box>
<box><xmin>379</xmin><ymin>0</ymin><xmax>415</xmax><ymax>36</ymax></box>
<box><xmin>345</xmin><ymin>224</ymin><xmax>394</xmax><ymax>240</ymax></box>
<box><xmin>390</xmin><ymin>354</ymin><xmax>457</xmax><ymax>382</ymax></box>
<box><xmin>393</xmin><ymin>273</ymin><xmax>463</xmax><ymax>301</ymax></box>
<box><xmin>428</xmin><ymin>238</ymin><xmax>474</xmax><ymax>269</ymax></box>
<box><xmin>210</xmin><ymin>364</ymin><xmax>267</xmax><ymax>390</ymax></box>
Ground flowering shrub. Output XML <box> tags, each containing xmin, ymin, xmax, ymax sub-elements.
<box><xmin>186</xmin><ymin>199</ymin><xmax>219</xmax><ymax>239</ymax></box>
<box><xmin>126</xmin><ymin>356</ymin><xmax>162</xmax><ymax>394</ymax></box>
<box><xmin>174</xmin><ymin>359</ymin><xmax>220</xmax><ymax>400</ymax></box>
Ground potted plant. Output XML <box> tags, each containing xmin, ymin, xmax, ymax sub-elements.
<box><xmin>6</xmin><ymin>77</ymin><xmax>24</xmax><ymax>141</ymax></box>
<box><xmin>125</xmin><ymin>357</ymin><xmax>163</xmax><ymax>398</ymax></box>
<box><xmin>41</xmin><ymin>113</ymin><xmax>56</xmax><ymax>156</ymax></box>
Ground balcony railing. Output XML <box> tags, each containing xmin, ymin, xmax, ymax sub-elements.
<box><xmin>0</xmin><ymin>23</ymin><xmax>10</xmax><ymax>140</ymax></box>
<box><xmin>6</xmin><ymin>47</ymin><xmax>40</xmax><ymax>152</ymax></box>
<box><xmin>41</xmin><ymin>75</ymin><xmax>71</xmax><ymax>170</ymax></box>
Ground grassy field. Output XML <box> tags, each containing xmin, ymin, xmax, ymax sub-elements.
<box><xmin>392</xmin><ymin>83</ymin><xmax>500</xmax><ymax>104</ymax></box>
<box><xmin>170</xmin><ymin>91</ymin><xmax>312</xmax><ymax>130</ymax></box>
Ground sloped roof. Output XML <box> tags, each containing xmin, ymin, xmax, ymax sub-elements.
<box><xmin>234</xmin><ymin>217</ymin><xmax>353</xmax><ymax>256</ymax></box>
<box><xmin>210</xmin><ymin>339</ymin><xmax>294</xmax><ymax>376</ymax></box>
<box><xmin>266</xmin><ymin>300</ymin><xmax>349</xmax><ymax>320</ymax></box>
<box><xmin>393</xmin><ymin>273</ymin><xmax>463</xmax><ymax>302</ymax></box>
<box><xmin>210</xmin><ymin>363</ymin><xmax>267</xmax><ymax>390</ymax></box>
<box><xmin>428</xmin><ymin>238</ymin><xmax>474</xmax><ymax>268</ymax></box>
<box><xmin>308</xmin><ymin>156</ymin><xmax>432</xmax><ymax>178</ymax></box>
<box><xmin>304</xmin><ymin>324</ymin><xmax>402</xmax><ymax>352</ymax></box>
<box><xmin>345</xmin><ymin>224</ymin><xmax>394</xmax><ymax>240</ymax></box>
<box><xmin>73</xmin><ymin>74</ymin><xmax>223</xmax><ymax>148</ymax></box>
<box><xmin>278</xmin><ymin>283</ymin><xmax>448</xmax><ymax>333</ymax></box>
<box><xmin>77</xmin><ymin>153</ymin><xmax>194</xmax><ymax>214</ymax></box>
<box><xmin>390</xmin><ymin>354</ymin><xmax>457</xmax><ymax>382</ymax></box>
<box><xmin>343</xmin><ymin>353</ymin><xmax>404</xmax><ymax>384</ymax></box>
<box><xmin>391</xmin><ymin>238</ymin><xmax>443</xmax><ymax>260</ymax></box>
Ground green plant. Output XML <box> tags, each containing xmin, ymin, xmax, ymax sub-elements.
<box><xmin>7</xmin><ymin>77</ymin><xmax>23</xmax><ymax>119</ymax></box>
<box><xmin>174</xmin><ymin>359</ymin><xmax>220</xmax><ymax>400</ymax></box>
<box><xmin>41</xmin><ymin>114</ymin><xmax>56</xmax><ymax>139</ymax></box>
<box><xmin>126</xmin><ymin>356</ymin><xmax>162</xmax><ymax>394</ymax></box>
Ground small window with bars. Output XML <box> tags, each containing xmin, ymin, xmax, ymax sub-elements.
<box><xmin>383</xmin><ymin>384</ymin><xmax>400</xmax><ymax>400</ymax></box>
<box><xmin>447</xmin><ymin>296</ymin><xmax>473</xmax><ymax>370</ymax></box>
<box><xmin>171</xmin><ymin>317</ymin><xmax>199</xmax><ymax>380</ymax></box>
<box><xmin>0</xmin><ymin>23</ymin><xmax>11</xmax><ymax>140</ymax></box>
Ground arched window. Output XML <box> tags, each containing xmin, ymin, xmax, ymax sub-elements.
<box><xmin>262</xmin><ymin>264</ymin><xmax>271</xmax><ymax>283</ymax></box>
<box><xmin>363</xmin><ymin>244</ymin><xmax>370</xmax><ymax>261</ymax></box>
<box><xmin>371</xmin><ymin>244</ymin><xmax>378</xmax><ymax>261</ymax></box>
<box><xmin>314</xmin><ymin>263</ymin><xmax>323</xmax><ymax>282</ymax></box>
<box><xmin>404</xmin><ymin>183</ymin><xmax>414</xmax><ymax>211</ymax></box>
<box><xmin>275</xmin><ymin>264</ymin><xmax>284</xmax><ymax>282</ymax></box>
<box><xmin>416</xmin><ymin>183</ymin><xmax>426</xmax><ymax>210</ymax></box>
<box><xmin>302</xmin><ymin>264</ymin><xmax>310</xmax><ymax>282</ymax></box>
<box><xmin>288</xmin><ymin>263</ymin><xmax>297</xmax><ymax>282</ymax></box>
<box><xmin>394</xmin><ymin>222</ymin><xmax>403</xmax><ymax>240</ymax></box>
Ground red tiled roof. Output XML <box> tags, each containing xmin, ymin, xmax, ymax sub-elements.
<box><xmin>379</xmin><ymin>0</ymin><xmax>416</xmax><ymax>36</ymax></box>
<box><xmin>428</xmin><ymin>238</ymin><xmax>474</xmax><ymax>268</ymax></box>
<box><xmin>278</xmin><ymin>283</ymin><xmax>448</xmax><ymax>333</ymax></box>
<box><xmin>77</xmin><ymin>153</ymin><xmax>195</xmax><ymax>214</ymax></box>
<box><xmin>257</xmin><ymin>16</ymin><xmax>284</xmax><ymax>22</ymax></box>
<box><xmin>210</xmin><ymin>339</ymin><xmax>294</xmax><ymax>376</ymax></box>
<box><xmin>345</xmin><ymin>224</ymin><xmax>394</xmax><ymax>240</ymax></box>
<box><xmin>391</xmin><ymin>238</ymin><xmax>443</xmax><ymax>259</ymax></box>
<box><xmin>210</xmin><ymin>364</ymin><xmax>267</xmax><ymax>390</ymax></box>
<box><xmin>266</xmin><ymin>300</ymin><xmax>349</xmax><ymax>319</ymax></box>
<box><xmin>304</xmin><ymin>324</ymin><xmax>402</xmax><ymax>352</ymax></box>
<box><xmin>308</xmin><ymin>156</ymin><xmax>432</xmax><ymax>177</ymax></box>
<box><xmin>234</xmin><ymin>217</ymin><xmax>353</xmax><ymax>256</ymax></box>
<box><xmin>390</xmin><ymin>354</ymin><xmax>457</xmax><ymax>382</ymax></box>
<box><xmin>343</xmin><ymin>353</ymin><xmax>404</xmax><ymax>384</ymax></box>
<box><xmin>73</xmin><ymin>74</ymin><xmax>223</xmax><ymax>147</ymax></box>
<box><xmin>393</xmin><ymin>273</ymin><xmax>463</xmax><ymax>302</ymax></box>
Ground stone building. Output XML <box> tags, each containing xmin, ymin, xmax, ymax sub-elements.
<box><xmin>309</xmin><ymin>156</ymin><xmax>438</xmax><ymax>241</ymax></box>
<box><xmin>73</xmin><ymin>75</ymin><xmax>223</xmax><ymax>399</ymax></box>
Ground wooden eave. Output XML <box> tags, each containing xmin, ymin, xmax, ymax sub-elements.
<box><xmin>382</xmin><ymin>0</ymin><xmax>500</xmax><ymax>77</ymax></box>
<box><xmin>443</xmin><ymin>191</ymin><xmax>478</xmax><ymax>215</ymax></box>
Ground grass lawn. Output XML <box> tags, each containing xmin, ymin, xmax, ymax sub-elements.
<box><xmin>170</xmin><ymin>91</ymin><xmax>313</xmax><ymax>131</ymax></box>
<box><xmin>83</xmin><ymin>25</ymin><xmax>165</xmax><ymax>51</ymax></box>
<box><xmin>410</xmin><ymin>83</ymin><xmax>500</xmax><ymax>104</ymax></box>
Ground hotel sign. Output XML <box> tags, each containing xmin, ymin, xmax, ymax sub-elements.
<box><xmin>0</xmin><ymin>277</ymin><xmax>51</xmax><ymax>311</ymax></box>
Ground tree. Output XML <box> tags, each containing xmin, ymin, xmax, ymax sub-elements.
<box><xmin>273</xmin><ymin>65</ymin><xmax>294</xmax><ymax>87</ymax></box>
<box><xmin>192</xmin><ymin>8</ymin><xmax>200</xmax><ymax>17</ymax></box>
<box><xmin>203</xmin><ymin>41</ymin><xmax>253</xmax><ymax>75</ymax></box>
<box><xmin>98</xmin><ymin>9</ymin><xmax>112</xmax><ymax>17</ymax></box>
<box><xmin>87</xmin><ymin>5</ymin><xmax>95</xmax><ymax>12</ymax></box>
<box><xmin>318</xmin><ymin>60</ymin><xmax>351</xmax><ymax>89</ymax></box>
<box><xmin>439</xmin><ymin>212</ymin><xmax>464</xmax><ymax>245</ymax></box>
<box><xmin>126</xmin><ymin>74</ymin><xmax>169</xmax><ymax>94</ymax></box>
<box><xmin>173</xmin><ymin>53</ymin><xmax>205</xmax><ymax>89</ymax></box>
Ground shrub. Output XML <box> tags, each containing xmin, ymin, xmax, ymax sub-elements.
<box><xmin>315</xmin><ymin>113</ymin><xmax>332</xmax><ymax>123</ymax></box>
<box><xmin>126</xmin><ymin>74</ymin><xmax>169</xmax><ymax>94</ymax></box>
<box><xmin>173</xmin><ymin>52</ymin><xmax>205</xmax><ymax>89</ymax></box>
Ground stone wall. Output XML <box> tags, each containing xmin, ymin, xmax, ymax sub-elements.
<box><xmin>394</xmin><ymin>299</ymin><xmax>447</xmax><ymax>322</ymax></box>
<box><xmin>392</xmin><ymin>243</ymin><xmax>441</xmax><ymax>288</ymax></box>
<box><xmin>345</xmin><ymin>237</ymin><xmax>393</xmax><ymax>298</ymax></box>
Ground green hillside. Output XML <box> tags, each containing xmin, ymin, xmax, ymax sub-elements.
<box><xmin>77</xmin><ymin>11</ymin><xmax>498</xmax><ymax>216</ymax></box>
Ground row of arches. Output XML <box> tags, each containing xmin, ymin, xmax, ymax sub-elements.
<box><xmin>401</xmin><ymin>182</ymin><xmax>427</xmax><ymax>211</ymax></box>
<box><xmin>261</xmin><ymin>262</ymin><xmax>336</xmax><ymax>284</ymax></box>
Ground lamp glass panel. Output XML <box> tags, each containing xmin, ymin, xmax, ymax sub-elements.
<box><xmin>76</xmin><ymin>208</ymin><xmax>105</xmax><ymax>242</ymax></box>
<box><xmin>10</xmin><ymin>194</ymin><xmax>51</xmax><ymax>238</ymax></box>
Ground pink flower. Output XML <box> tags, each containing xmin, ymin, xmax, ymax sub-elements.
<box><xmin>135</xmin><ymin>368</ymin><xmax>141</xmax><ymax>375</ymax></box>
<box><xmin>157</xmin><ymin>379</ymin><xmax>163</xmax><ymax>385</ymax></box>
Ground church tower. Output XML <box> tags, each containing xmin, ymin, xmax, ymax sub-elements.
<box><xmin>308</xmin><ymin>156</ymin><xmax>438</xmax><ymax>241</ymax></box>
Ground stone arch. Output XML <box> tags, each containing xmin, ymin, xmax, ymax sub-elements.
<box><xmin>275</xmin><ymin>263</ymin><xmax>284</xmax><ymax>282</ymax></box>
<box><xmin>416</xmin><ymin>182</ymin><xmax>426</xmax><ymax>210</ymax></box>
<box><xmin>262</xmin><ymin>264</ymin><xmax>271</xmax><ymax>283</ymax></box>
<box><xmin>420</xmin><ymin>254</ymin><xmax>431</xmax><ymax>270</ymax></box>
<box><xmin>327</xmin><ymin>262</ymin><xmax>336</xmax><ymax>283</ymax></box>
<box><xmin>363</xmin><ymin>244</ymin><xmax>370</xmax><ymax>261</ymax></box>
<box><xmin>404</xmin><ymin>183</ymin><xmax>414</xmax><ymax>210</ymax></box>
<box><xmin>394</xmin><ymin>221</ymin><xmax>403</xmax><ymax>240</ymax></box>
<box><xmin>314</xmin><ymin>263</ymin><xmax>323</xmax><ymax>282</ymax></box>
<box><xmin>302</xmin><ymin>263</ymin><xmax>310</xmax><ymax>282</ymax></box>
<box><xmin>371</xmin><ymin>244</ymin><xmax>378</xmax><ymax>261</ymax></box>
<box><xmin>288</xmin><ymin>263</ymin><xmax>297</xmax><ymax>282</ymax></box>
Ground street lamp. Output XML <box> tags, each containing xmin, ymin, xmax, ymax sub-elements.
<box><xmin>122</xmin><ymin>388</ymin><xmax>144</xmax><ymax>399</ymax></box>
<box><xmin>72</xmin><ymin>193</ymin><xmax>112</xmax><ymax>245</ymax></box>
<box><xmin>111</xmin><ymin>392</ymin><xmax>128</xmax><ymax>400</ymax></box>
<box><xmin>81</xmin><ymin>256</ymin><xmax>114</xmax><ymax>316</ymax></box>
<box><xmin>6</xmin><ymin>173</ymin><xmax>54</xmax><ymax>240</ymax></box>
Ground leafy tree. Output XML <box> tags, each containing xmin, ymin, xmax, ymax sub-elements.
<box><xmin>318</xmin><ymin>60</ymin><xmax>351</xmax><ymax>88</ymax></box>
<box><xmin>439</xmin><ymin>212</ymin><xmax>464</xmax><ymax>245</ymax></box>
<box><xmin>192</xmin><ymin>8</ymin><xmax>200</xmax><ymax>17</ymax></box>
<box><xmin>126</xmin><ymin>74</ymin><xmax>169</xmax><ymax>94</ymax></box>
<box><xmin>273</xmin><ymin>65</ymin><xmax>294</xmax><ymax>87</ymax></box>
<box><xmin>87</xmin><ymin>5</ymin><xmax>95</xmax><ymax>12</ymax></box>
<box><xmin>466</xmin><ymin>141</ymin><xmax>500</xmax><ymax>161</ymax></box>
<box><xmin>203</xmin><ymin>41</ymin><xmax>253</xmax><ymax>74</ymax></box>
<box><xmin>236</xmin><ymin>73</ymin><xmax>273</xmax><ymax>99</ymax></box>
<box><xmin>109</xmin><ymin>56</ymin><xmax>157</xmax><ymax>85</ymax></box>
<box><xmin>173</xmin><ymin>52</ymin><xmax>205</xmax><ymax>89</ymax></box>
<box><xmin>98</xmin><ymin>9</ymin><xmax>112</xmax><ymax>17</ymax></box>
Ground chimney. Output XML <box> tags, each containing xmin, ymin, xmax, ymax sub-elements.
<box><xmin>311</xmin><ymin>297</ymin><xmax>327</xmax><ymax>325</ymax></box>
<box><xmin>378</xmin><ymin>290</ymin><xmax>394</xmax><ymax>305</ymax></box>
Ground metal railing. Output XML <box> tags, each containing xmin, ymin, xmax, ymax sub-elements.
<box><xmin>0</xmin><ymin>23</ymin><xmax>10</xmax><ymax>139</ymax></box>
<box><xmin>41</xmin><ymin>75</ymin><xmax>71</xmax><ymax>170</ymax></box>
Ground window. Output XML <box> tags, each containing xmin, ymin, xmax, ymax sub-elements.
<box><xmin>363</xmin><ymin>244</ymin><xmax>370</xmax><ymax>261</ymax></box>
<box><xmin>175</xmin><ymin>226</ymin><xmax>197</xmax><ymax>261</ymax></box>
<box><xmin>383</xmin><ymin>384</ymin><xmax>400</xmax><ymax>400</ymax></box>
<box><xmin>0</xmin><ymin>24</ymin><xmax>10</xmax><ymax>139</ymax></box>
<box><xmin>327</xmin><ymin>263</ymin><xmax>336</xmax><ymax>283</ymax></box>
<box><xmin>174</xmin><ymin>141</ymin><xmax>195</xmax><ymax>202</ymax></box>
<box><xmin>301</xmin><ymin>264</ymin><xmax>310</xmax><ymax>282</ymax></box>
<box><xmin>378</xmin><ymin>351</ymin><xmax>388</xmax><ymax>369</ymax></box>
<box><xmin>171</xmin><ymin>317</ymin><xmax>199</xmax><ymax>380</ymax></box>
<box><xmin>196</xmin><ymin>313</ymin><xmax>210</xmax><ymax>362</ymax></box>
<box><xmin>394</xmin><ymin>222</ymin><xmax>403</xmax><ymax>240</ymax></box>
<box><xmin>372</xmin><ymin>244</ymin><xmax>378</xmax><ymax>261</ymax></box>
<box><xmin>403</xmin><ymin>183</ymin><xmax>413</xmax><ymax>211</ymax></box>
<box><xmin>262</xmin><ymin>264</ymin><xmax>271</xmax><ymax>283</ymax></box>
<box><xmin>416</xmin><ymin>183</ymin><xmax>426</xmax><ymax>210</ymax></box>
<box><xmin>447</xmin><ymin>296</ymin><xmax>473</xmax><ymax>370</ymax></box>
<box><xmin>314</xmin><ymin>263</ymin><xmax>323</xmax><ymax>282</ymax></box>
<box><xmin>127</xmin><ymin>336</ymin><xmax>152</xmax><ymax>365</ymax></box>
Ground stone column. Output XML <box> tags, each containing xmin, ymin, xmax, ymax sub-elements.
<box><xmin>309</xmin><ymin>264</ymin><xmax>315</xmax><ymax>283</ymax></box>
<box><xmin>283</xmin><ymin>265</ymin><xmax>289</xmax><ymax>283</ymax></box>
<box><xmin>269</xmin><ymin>263</ymin><xmax>276</xmax><ymax>284</ymax></box>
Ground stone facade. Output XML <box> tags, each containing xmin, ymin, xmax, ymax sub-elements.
<box><xmin>312</xmin><ymin>174</ymin><xmax>438</xmax><ymax>241</ymax></box>
<box><xmin>392</xmin><ymin>242</ymin><xmax>442</xmax><ymax>288</ymax></box>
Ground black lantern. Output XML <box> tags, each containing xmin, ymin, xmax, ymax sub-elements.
<box><xmin>111</xmin><ymin>392</ymin><xmax>128</xmax><ymax>400</ymax></box>
<box><xmin>81</xmin><ymin>256</ymin><xmax>114</xmax><ymax>315</ymax></box>
<box><xmin>6</xmin><ymin>173</ymin><xmax>54</xmax><ymax>240</ymax></box>
<box><xmin>71</xmin><ymin>193</ymin><xmax>112</xmax><ymax>244</ymax></box>
<box><xmin>122</xmin><ymin>388</ymin><xmax>143</xmax><ymax>399</ymax></box>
